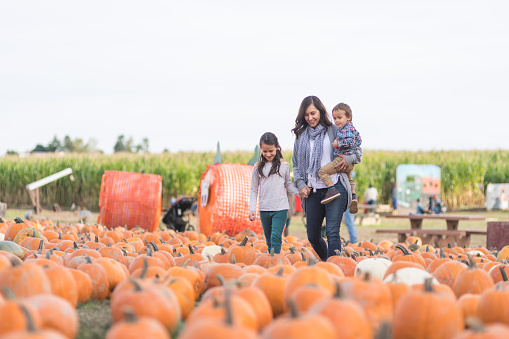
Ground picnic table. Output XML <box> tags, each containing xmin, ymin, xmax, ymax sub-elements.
<box><xmin>377</xmin><ymin>214</ymin><xmax>486</xmax><ymax>247</ymax></box>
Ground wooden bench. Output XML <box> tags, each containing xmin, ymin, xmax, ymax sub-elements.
<box><xmin>376</xmin><ymin>228</ymin><xmax>486</xmax><ymax>247</ymax></box>
<box><xmin>385</xmin><ymin>214</ymin><xmax>485</xmax><ymax>231</ymax></box>
<box><xmin>380</xmin><ymin>214</ymin><xmax>486</xmax><ymax>246</ymax></box>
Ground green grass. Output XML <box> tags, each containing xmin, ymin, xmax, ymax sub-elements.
<box><xmin>76</xmin><ymin>300</ymin><xmax>112</xmax><ymax>339</ymax></box>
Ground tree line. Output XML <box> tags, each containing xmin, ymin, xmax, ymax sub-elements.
<box><xmin>5</xmin><ymin>135</ymin><xmax>150</xmax><ymax>155</ymax></box>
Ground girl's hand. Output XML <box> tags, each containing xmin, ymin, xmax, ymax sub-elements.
<box><xmin>332</xmin><ymin>140</ymin><xmax>338</xmax><ymax>149</ymax></box>
<box><xmin>249</xmin><ymin>211</ymin><xmax>256</xmax><ymax>221</ymax></box>
<box><xmin>334</xmin><ymin>156</ymin><xmax>348</xmax><ymax>172</ymax></box>
<box><xmin>299</xmin><ymin>186</ymin><xmax>310</xmax><ymax>199</ymax></box>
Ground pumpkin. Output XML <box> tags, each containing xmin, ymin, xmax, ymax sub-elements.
<box><xmin>354</xmin><ymin>257</ymin><xmax>392</xmax><ymax>280</ymax></box>
<box><xmin>308</xmin><ymin>282</ymin><xmax>373</xmax><ymax>339</ymax></box>
<box><xmin>105</xmin><ymin>308</ymin><xmax>170</xmax><ymax>339</ymax></box>
<box><xmin>0</xmin><ymin>261</ymin><xmax>51</xmax><ymax>298</ymax></box>
<box><xmin>453</xmin><ymin>255</ymin><xmax>494</xmax><ymax>298</ymax></box>
<box><xmin>384</xmin><ymin>267</ymin><xmax>438</xmax><ymax>286</ymax></box>
<box><xmin>393</xmin><ymin>278</ymin><xmax>464</xmax><ymax>339</ymax></box>
<box><xmin>260</xmin><ymin>299</ymin><xmax>336</xmax><ymax>339</ymax></box>
<box><xmin>111</xmin><ymin>279</ymin><xmax>181</xmax><ymax>333</ymax></box>
<box><xmin>24</xmin><ymin>294</ymin><xmax>79</xmax><ymax>338</ymax></box>
<box><xmin>252</xmin><ymin>267</ymin><xmax>288</xmax><ymax>316</ymax></box>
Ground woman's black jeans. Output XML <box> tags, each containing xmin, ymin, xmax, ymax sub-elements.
<box><xmin>305</xmin><ymin>180</ymin><xmax>347</xmax><ymax>261</ymax></box>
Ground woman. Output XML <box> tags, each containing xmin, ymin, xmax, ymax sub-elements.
<box><xmin>292</xmin><ymin>96</ymin><xmax>362</xmax><ymax>260</ymax></box>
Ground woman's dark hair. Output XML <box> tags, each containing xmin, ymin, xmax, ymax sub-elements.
<box><xmin>257</xmin><ymin>132</ymin><xmax>284</xmax><ymax>178</ymax></box>
<box><xmin>291</xmin><ymin>96</ymin><xmax>332</xmax><ymax>137</ymax></box>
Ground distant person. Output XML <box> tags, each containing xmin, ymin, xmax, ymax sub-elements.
<box><xmin>428</xmin><ymin>194</ymin><xmax>446</xmax><ymax>214</ymax></box>
<box><xmin>391</xmin><ymin>183</ymin><xmax>398</xmax><ymax>215</ymax></box>
<box><xmin>495</xmin><ymin>186</ymin><xmax>509</xmax><ymax>210</ymax></box>
<box><xmin>415</xmin><ymin>197</ymin><xmax>427</xmax><ymax>214</ymax></box>
<box><xmin>364</xmin><ymin>184</ymin><xmax>378</xmax><ymax>205</ymax></box>
<box><xmin>342</xmin><ymin>209</ymin><xmax>358</xmax><ymax>243</ymax></box>
<box><xmin>249</xmin><ymin>132</ymin><xmax>299</xmax><ymax>254</ymax></box>
<box><xmin>317</xmin><ymin>102</ymin><xmax>362</xmax><ymax>215</ymax></box>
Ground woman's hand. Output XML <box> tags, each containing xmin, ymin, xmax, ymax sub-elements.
<box><xmin>334</xmin><ymin>156</ymin><xmax>349</xmax><ymax>172</ymax></box>
<box><xmin>249</xmin><ymin>211</ymin><xmax>256</xmax><ymax>221</ymax></box>
<box><xmin>299</xmin><ymin>186</ymin><xmax>311</xmax><ymax>199</ymax></box>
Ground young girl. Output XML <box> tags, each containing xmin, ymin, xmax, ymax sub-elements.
<box><xmin>249</xmin><ymin>132</ymin><xmax>299</xmax><ymax>254</ymax></box>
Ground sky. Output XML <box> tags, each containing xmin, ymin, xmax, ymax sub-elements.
<box><xmin>1</xmin><ymin>0</ymin><xmax>508</xmax><ymax>155</ymax></box>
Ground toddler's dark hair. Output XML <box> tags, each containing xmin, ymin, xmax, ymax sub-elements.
<box><xmin>333</xmin><ymin>103</ymin><xmax>353</xmax><ymax>121</ymax></box>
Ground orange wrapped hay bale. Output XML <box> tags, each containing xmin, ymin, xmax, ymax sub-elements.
<box><xmin>198</xmin><ymin>163</ymin><xmax>262</xmax><ymax>236</ymax></box>
<box><xmin>98</xmin><ymin>170</ymin><xmax>162</xmax><ymax>232</ymax></box>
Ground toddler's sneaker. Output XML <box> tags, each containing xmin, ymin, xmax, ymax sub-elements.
<box><xmin>321</xmin><ymin>187</ymin><xmax>341</xmax><ymax>204</ymax></box>
<box><xmin>350</xmin><ymin>194</ymin><xmax>358</xmax><ymax>213</ymax></box>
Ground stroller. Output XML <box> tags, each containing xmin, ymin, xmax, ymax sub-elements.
<box><xmin>162</xmin><ymin>197</ymin><xmax>196</xmax><ymax>232</ymax></box>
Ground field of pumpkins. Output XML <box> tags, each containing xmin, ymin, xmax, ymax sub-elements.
<box><xmin>1</xmin><ymin>216</ymin><xmax>509</xmax><ymax>339</ymax></box>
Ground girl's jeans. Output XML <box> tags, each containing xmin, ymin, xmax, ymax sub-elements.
<box><xmin>305</xmin><ymin>180</ymin><xmax>347</xmax><ymax>260</ymax></box>
<box><xmin>259</xmin><ymin>210</ymin><xmax>288</xmax><ymax>254</ymax></box>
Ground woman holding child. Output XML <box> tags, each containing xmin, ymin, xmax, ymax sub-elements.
<box><xmin>292</xmin><ymin>96</ymin><xmax>362</xmax><ymax>260</ymax></box>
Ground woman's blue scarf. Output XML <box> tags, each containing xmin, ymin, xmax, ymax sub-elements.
<box><xmin>297</xmin><ymin>124</ymin><xmax>326</xmax><ymax>179</ymax></box>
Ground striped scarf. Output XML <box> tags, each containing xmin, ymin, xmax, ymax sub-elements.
<box><xmin>297</xmin><ymin>124</ymin><xmax>326</xmax><ymax>179</ymax></box>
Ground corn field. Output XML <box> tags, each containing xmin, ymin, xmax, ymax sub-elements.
<box><xmin>1</xmin><ymin>150</ymin><xmax>508</xmax><ymax>211</ymax></box>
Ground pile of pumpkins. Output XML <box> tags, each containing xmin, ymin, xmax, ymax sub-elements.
<box><xmin>1</xmin><ymin>216</ymin><xmax>509</xmax><ymax>339</ymax></box>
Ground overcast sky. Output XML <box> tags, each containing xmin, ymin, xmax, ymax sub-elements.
<box><xmin>1</xmin><ymin>0</ymin><xmax>508</xmax><ymax>155</ymax></box>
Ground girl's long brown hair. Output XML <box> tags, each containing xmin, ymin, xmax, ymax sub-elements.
<box><xmin>257</xmin><ymin>132</ymin><xmax>283</xmax><ymax>178</ymax></box>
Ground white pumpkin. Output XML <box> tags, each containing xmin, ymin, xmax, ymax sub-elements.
<box><xmin>354</xmin><ymin>257</ymin><xmax>392</xmax><ymax>280</ymax></box>
<box><xmin>384</xmin><ymin>267</ymin><xmax>439</xmax><ymax>286</ymax></box>
<box><xmin>466</xmin><ymin>250</ymin><xmax>485</xmax><ymax>257</ymax></box>
<box><xmin>0</xmin><ymin>233</ymin><xmax>4</xmax><ymax>241</ymax></box>
<box><xmin>201</xmin><ymin>245</ymin><xmax>222</xmax><ymax>260</ymax></box>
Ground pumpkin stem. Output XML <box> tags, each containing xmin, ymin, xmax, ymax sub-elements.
<box><xmin>269</xmin><ymin>248</ymin><xmax>275</xmax><ymax>257</ymax></box>
<box><xmin>95</xmin><ymin>236</ymin><xmax>99</xmax><ymax>242</ymax></box>
<box><xmin>439</xmin><ymin>248</ymin><xmax>445</xmax><ymax>258</ymax></box>
<box><xmin>500</xmin><ymin>266</ymin><xmax>508</xmax><ymax>282</ymax></box>
<box><xmin>374</xmin><ymin>322</ymin><xmax>392</xmax><ymax>339</ymax></box>
<box><xmin>220</xmin><ymin>247</ymin><xmax>226</xmax><ymax>255</ymax></box>
<box><xmin>467</xmin><ymin>254</ymin><xmax>476</xmax><ymax>269</ymax></box>
<box><xmin>216</xmin><ymin>274</ymin><xmax>227</xmax><ymax>286</ymax></box>
<box><xmin>288</xmin><ymin>298</ymin><xmax>300</xmax><ymax>318</ymax></box>
<box><xmin>465</xmin><ymin>317</ymin><xmax>485</xmax><ymax>333</ymax></box>
<box><xmin>84</xmin><ymin>254</ymin><xmax>92</xmax><ymax>264</ymax></box>
<box><xmin>188</xmin><ymin>244</ymin><xmax>195</xmax><ymax>254</ymax></box>
<box><xmin>37</xmin><ymin>240</ymin><xmax>44</xmax><ymax>251</ymax></box>
<box><xmin>1</xmin><ymin>286</ymin><xmax>16</xmax><ymax>300</ymax></box>
<box><xmin>129</xmin><ymin>278</ymin><xmax>143</xmax><ymax>292</ymax></box>
<box><xmin>276</xmin><ymin>267</ymin><xmax>284</xmax><ymax>276</ymax></box>
<box><xmin>395</xmin><ymin>244</ymin><xmax>410</xmax><ymax>255</ymax></box>
<box><xmin>424</xmin><ymin>277</ymin><xmax>435</xmax><ymax>292</ymax></box>
<box><xmin>307</xmin><ymin>256</ymin><xmax>318</xmax><ymax>266</ymax></box>
<box><xmin>224</xmin><ymin>287</ymin><xmax>234</xmax><ymax>325</ymax></box>
<box><xmin>289</xmin><ymin>247</ymin><xmax>296</xmax><ymax>254</ymax></box>
<box><xmin>146</xmin><ymin>246</ymin><xmax>153</xmax><ymax>257</ymax></box>
<box><xmin>123</xmin><ymin>307</ymin><xmax>138</xmax><ymax>323</ymax></box>
<box><xmin>19</xmin><ymin>304</ymin><xmax>37</xmax><ymax>333</ymax></box>
<box><xmin>239</xmin><ymin>236</ymin><xmax>249</xmax><ymax>247</ymax></box>
<box><xmin>139</xmin><ymin>257</ymin><xmax>149</xmax><ymax>279</ymax></box>
<box><xmin>300</xmin><ymin>250</ymin><xmax>306</xmax><ymax>261</ymax></box>
<box><xmin>149</xmin><ymin>241</ymin><xmax>159</xmax><ymax>252</ymax></box>
<box><xmin>333</xmin><ymin>281</ymin><xmax>344</xmax><ymax>299</ymax></box>
<box><xmin>0</xmin><ymin>217</ymin><xmax>3</xmax><ymax>223</ymax></box>
<box><xmin>230</xmin><ymin>254</ymin><xmax>237</xmax><ymax>264</ymax></box>
<box><xmin>14</xmin><ymin>217</ymin><xmax>24</xmax><ymax>224</ymax></box>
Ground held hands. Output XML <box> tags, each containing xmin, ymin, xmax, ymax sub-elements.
<box><xmin>249</xmin><ymin>211</ymin><xmax>256</xmax><ymax>221</ymax></box>
<box><xmin>299</xmin><ymin>186</ymin><xmax>311</xmax><ymax>199</ymax></box>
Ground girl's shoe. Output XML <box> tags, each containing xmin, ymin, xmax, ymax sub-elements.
<box><xmin>321</xmin><ymin>187</ymin><xmax>341</xmax><ymax>204</ymax></box>
<box><xmin>350</xmin><ymin>199</ymin><xmax>358</xmax><ymax>213</ymax></box>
